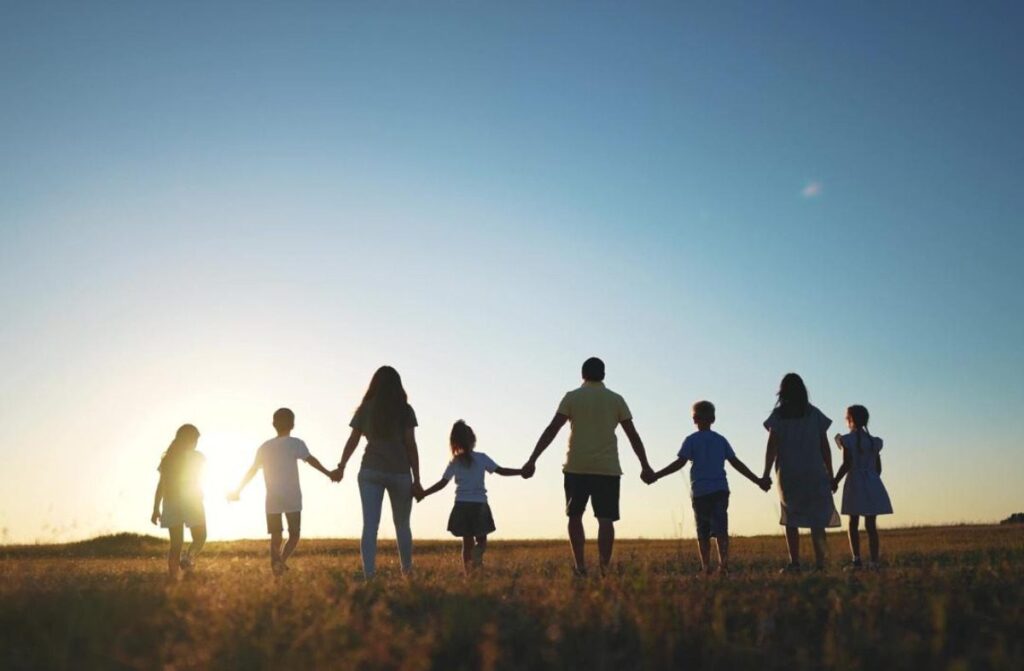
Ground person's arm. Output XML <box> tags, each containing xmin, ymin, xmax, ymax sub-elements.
<box><xmin>404</xmin><ymin>426</ymin><xmax>423</xmax><ymax>497</ymax></box>
<box><xmin>304</xmin><ymin>455</ymin><xmax>333</xmax><ymax>479</ymax></box>
<box><xmin>522</xmin><ymin>413</ymin><xmax>569</xmax><ymax>477</ymax></box>
<box><xmin>333</xmin><ymin>428</ymin><xmax>363</xmax><ymax>482</ymax></box>
<box><xmin>876</xmin><ymin>453</ymin><xmax>882</xmax><ymax>476</ymax></box>
<box><xmin>418</xmin><ymin>477</ymin><xmax>449</xmax><ymax>500</ymax></box>
<box><xmin>228</xmin><ymin>458</ymin><xmax>261</xmax><ymax>501</ymax></box>
<box><xmin>728</xmin><ymin>456</ymin><xmax>770</xmax><ymax>491</ymax></box>
<box><xmin>832</xmin><ymin>444</ymin><xmax>850</xmax><ymax>491</ymax></box>
<box><xmin>650</xmin><ymin>457</ymin><xmax>687</xmax><ymax>483</ymax></box>
<box><xmin>494</xmin><ymin>466</ymin><xmax>523</xmax><ymax>476</ymax></box>
<box><xmin>621</xmin><ymin>419</ymin><xmax>654</xmax><ymax>480</ymax></box>
<box><xmin>819</xmin><ymin>432</ymin><xmax>835</xmax><ymax>481</ymax></box>
<box><xmin>762</xmin><ymin>431</ymin><xmax>778</xmax><ymax>481</ymax></box>
<box><xmin>151</xmin><ymin>476</ymin><xmax>164</xmax><ymax>525</ymax></box>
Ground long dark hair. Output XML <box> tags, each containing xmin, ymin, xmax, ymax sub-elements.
<box><xmin>159</xmin><ymin>424</ymin><xmax>200</xmax><ymax>475</ymax></box>
<box><xmin>357</xmin><ymin>366</ymin><xmax>409</xmax><ymax>439</ymax></box>
<box><xmin>847</xmin><ymin>404</ymin><xmax>871</xmax><ymax>454</ymax></box>
<box><xmin>450</xmin><ymin>420</ymin><xmax>476</xmax><ymax>466</ymax></box>
<box><xmin>774</xmin><ymin>373</ymin><xmax>810</xmax><ymax>419</ymax></box>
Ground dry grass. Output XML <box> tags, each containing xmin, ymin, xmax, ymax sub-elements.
<box><xmin>1</xmin><ymin>525</ymin><xmax>1022</xmax><ymax>670</ymax></box>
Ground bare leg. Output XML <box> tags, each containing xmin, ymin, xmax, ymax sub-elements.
<box><xmin>461</xmin><ymin>536</ymin><xmax>474</xmax><ymax>573</ymax></box>
<box><xmin>473</xmin><ymin>535</ymin><xmax>487</xmax><ymax>569</ymax></box>
<box><xmin>270</xmin><ymin>531</ymin><xmax>283</xmax><ymax>571</ymax></box>
<box><xmin>811</xmin><ymin>528</ymin><xmax>827</xmax><ymax>569</ymax></box>
<box><xmin>865</xmin><ymin>516</ymin><xmax>880</xmax><ymax>563</ymax></box>
<box><xmin>167</xmin><ymin>525</ymin><xmax>184</xmax><ymax>579</ymax></box>
<box><xmin>281</xmin><ymin>531</ymin><xmax>300</xmax><ymax>564</ymax></box>
<box><xmin>597</xmin><ymin>519</ymin><xmax>615</xmax><ymax>572</ymax></box>
<box><xmin>187</xmin><ymin>525</ymin><xmax>206</xmax><ymax>562</ymax></box>
<box><xmin>568</xmin><ymin>515</ymin><xmax>586</xmax><ymax>572</ymax></box>
<box><xmin>785</xmin><ymin>526</ymin><xmax>800</xmax><ymax>566</ymax></box>
<box><xmin>715</xmin><ymin>534</ymin><xmax>730</xmax><ymax>571</ymax></box>
<box><xmin>847</xmin><ymin>515</ymin><xmax>861</xmax><ymax>560</ymax></box>
<box><xmin>697</xmin><ymin>538</ymin><xmax>712</xmax><ymax>572</ymax></box>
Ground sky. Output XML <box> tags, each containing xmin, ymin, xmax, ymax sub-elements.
<box><xmin>2</xmin><ymin>2</ymin><xmax>1023</xmax><ymax>545</ymax></box>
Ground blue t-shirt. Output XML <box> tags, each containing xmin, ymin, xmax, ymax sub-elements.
<box><xmin>678</xmin><ymin>430</ymin><xmax>736</xmax><ymax>498</ymax></box>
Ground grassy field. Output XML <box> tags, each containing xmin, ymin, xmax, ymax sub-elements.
<box><xmin>1</xmin><ymin>525</ymin><xmax>1022</xmax><ymax>670</ymax></box>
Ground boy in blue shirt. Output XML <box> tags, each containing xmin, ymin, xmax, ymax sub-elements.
<box><xmin>647</xmin><ymin>401</ymin><xmax>771</xmax><ymax>573</ymax></box>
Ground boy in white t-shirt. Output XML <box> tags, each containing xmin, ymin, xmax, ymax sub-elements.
<box><xmin>229</xmin><ymin>408</ymin><xmax>333</xmax><ymax>575</ymax></box>
<box><xmin>418</xmin><ymin>420</ymin><xmax>523</xmax><ymax>573</ymax></box>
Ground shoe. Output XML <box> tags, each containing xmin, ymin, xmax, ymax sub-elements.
<box><xmin>843</xmin><ymin>559</ymin><xmax>863</xmax><ymax>572</ymax></box>
<box><xmin>778</xmin><ymin>563</ymin><xmax>801</xmax><ymax>574</ymax></box>
<box><xmin>272</xmin><ymin>559</ymin><xmax>286</xmax><ymax>577</ymax></box>
<box><xmin>572</xmin><ymin>565</ymin><xmax>588</xmax><ymax>578</ymax></box>
<box><xmin>179</xmin><ymin>555</ymin><xmax>194</xmax><ymax>572</ymax></box>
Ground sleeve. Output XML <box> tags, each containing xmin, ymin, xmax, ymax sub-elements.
<box><xmin>254</xmin><ymin>444</ymin><xmax>264</xmax><ymax>465</ymax></box>
<box><xmin>617</xmin><ymin>395</ymin><xmax>632</xmax><ymax>422</ymax></box>
<box><xmin>723</xmin><ymin>438</ymin><xmax>737</xmax><ymax>460</ymax></box>
<box><xmin>481</xmin><ymin>453</ymin><xmax>498</xmax><ymax>473</ymax></box>
<box><xmin>442</xmin><ymin>461</ymin><xmax>456</xmax><ymax>481</ymax></box>
<box><xmin>817</xmin><ymin>407</ymin><xmax>832</xmax><ymax>433</ymax></box>
<box><xmin>556</xmin><ymin>393</ymin><xmax>572</xmax><ymax>418</ymax></box>
<box><xmin>677</xmin><ymin>436</ymin><xmax>693</xmax><ymax>460</ymax></box>
<box><xmin>875</xmin><ymin>437</ymin><xmax>883</xmax><ymax>453</ymax></box>
<box><xmin>349</xmin><ymin>408</ymin><xmax>364</xmax><ymax>431</ymax></box>
<box><xmin>406</xmin><ymin>405</ymin><xmax>418</xmax><ymax>428</ymax></box>
<box><xmin>295</xmin><ymin>440</ymin><xmax>311</xmax><ymax>460</ymax></box>
<box><xmin>763</xmin><ymin>411</ymin><xmax>777</xmax><ymax>432</ymax></box>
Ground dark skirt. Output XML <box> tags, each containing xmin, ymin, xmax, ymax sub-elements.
<box><xmin>447</xmin><ymin>501</ymin><xmax>496</xmax><ymax>537</ymax></box>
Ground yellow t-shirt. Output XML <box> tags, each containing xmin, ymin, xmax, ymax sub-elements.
<box><xmin>557</xmin><ymin>382</ymin><xmax>632</xmax><ymax>476</ymax></box>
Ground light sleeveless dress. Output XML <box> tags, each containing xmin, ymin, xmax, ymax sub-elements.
<box><xmin>839</xmin><ymin>432</ymin><xmax>893</xmax><ymax>516</ymax></box>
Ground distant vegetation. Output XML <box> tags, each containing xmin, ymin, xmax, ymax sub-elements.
<box><xmin>1</xmin><ymin>526</ymin><xmax>1022</xmax><ymax>670</ymax></box>
<box><xmin>1002</xmin><ymin>513</ymin><xmax>1024</xmax><ymax>524</ymax></box>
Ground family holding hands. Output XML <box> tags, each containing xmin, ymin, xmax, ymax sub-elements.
<box><xmin>151</xmin><ymin>359</ymin><xmax>893</xmax><ymax>581</ymax></box>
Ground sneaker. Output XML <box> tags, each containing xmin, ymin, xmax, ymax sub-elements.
<box><xmin>572</xmin><ymin>565</ymin><xmax>588</xmax><ymax>578</ymax></box>
<box><xmin>179</xmin><ymin>555</ymin><xmax>194</xmax><ymax>572</ymax></box>
<box><xmin>778</xmin><ymin>563</ymin><xmax>801</xmax><ymax>575</ymax></box>
<box><xmin>843</xmin><ymin>559</ymin><xmax>863</xmax><ymax>572</ymax></box>
<box><xmin>272</xmin><ymin>559</ymin><xmax>286</xmax><ymax>577</ymax></box>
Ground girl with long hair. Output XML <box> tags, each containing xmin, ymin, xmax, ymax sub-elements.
<box><xmin>151</xmin><ymin>424</ymin><xmax>207</xmax><ymax>580</ymax></box>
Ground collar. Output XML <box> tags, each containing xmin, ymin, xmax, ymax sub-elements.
<box><xmin>582</xmin><ymin>381</ymin><xmax>606</xmax><ymax>388</ymax></box>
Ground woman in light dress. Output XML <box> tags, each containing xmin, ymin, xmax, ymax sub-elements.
<box><xmin>761</xmin><ymin>373</ymin><xmax>840</xmax><ymax>572</ymax></box>
<box><xmin>832</xmin><ymin>404</ymin><xmax>893</xmax><ymax>569</ymax></box>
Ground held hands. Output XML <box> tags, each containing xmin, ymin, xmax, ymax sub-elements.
<box><xmin>226</xmin><ymin>489</ymin><xmax>241</xmax><ymax>502</ymax></box>
<box><xmin>521</xmin><ymin>461</ymin><xmax>536</xmax><ymax>479</ymax></box>
<box><xmin>411</xmin><ymin>481</ymin><xmax>425</xmax><ymax>501</ymax></box>
<box><xmin>329</xmin><ymin>466</ymin><xmax>344</xmax><ymax>483</ymax></box>
<box><xmin>831</xmin><ymin>478</ymin><xmax>839</xmax><ymax>493</ymax></box>
<box><xmin>641</xmin><ymin>468</ymin><xmax>658</xmax><ymax>485</ymax></box>
<box><xmin>150</xmin><ymin>510</ymin><xmax>160</xmax><ymax>525</ymax></box>
<box><xmin>758</xmin><ymin>476</ymin><xmax>772</xmax><ymax>492</ymax></box>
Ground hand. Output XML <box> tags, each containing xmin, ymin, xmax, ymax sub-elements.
<box><xmin>411</xmin><ymin>481</ymin><xmax>425</xmax><ymax>500</ymax></box>
<box><xmin>759</xmin><ymin>476</ymin><xmax>772</xmax><ymax>492</ymax></box>
<box><xmin>330</xmin><ymin>466</ymin><xmax>344</xmax><ymax>483</ymax></box>
<box><xmin>831</xmin><ymin>479</ymin><xmax>839</xmax><ymax>493</ymax></box>
<box><xmin>640</xmin><ymin>466</ymin><xmax>656</xmax><ymax>484</ymax></box>
<box><xmin>521</xmin><ymin>461</ymin><xmax>536</xmax><ymax>479</ymax></box>
<box><xmin>226</xmin><ymin>490</ymin><xmax>240</xmax><ymax>502</ymax></box>
<box><xmin>150</xmin><ymin>510</ymin><xmax>160</xmax><ymax>525</ymax></box>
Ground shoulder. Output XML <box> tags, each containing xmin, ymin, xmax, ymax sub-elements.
<box><xmin>405</xmin><ymin>404</ymin><xmax>417</xmax><ymax>424</ymax></box>
<box><xmin>763</xmin><ymin>409</ymin><xmax>781</xmax><ymax>430</ymax></box>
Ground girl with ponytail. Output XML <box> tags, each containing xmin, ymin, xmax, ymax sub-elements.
<box><xmin>832</xmin><ymin>405</ymin><xmax>893</xmax><ymax>569</ymax></box>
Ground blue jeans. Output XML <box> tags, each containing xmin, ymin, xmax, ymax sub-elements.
<box><xmin>357</xmin><ymin>468</ymin><xmax>413</xmax><ymax>577</ymax></box>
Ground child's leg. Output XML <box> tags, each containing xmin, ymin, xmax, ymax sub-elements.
<box><xmin>281</xmin><ymin>513</ymin><xmax>301</xmax><ymax>563</ymax></box>
<box><xmin>715</xmin><ymin>534</ymin><xmax>730</xmax><ymax>570</ymax></box>
<box><xmin>785</xmin><ymin>526</ymin><xmax>801</xmax><ymax>566</ymax></box>
<box><xmin>865</xmin><ymin>515</ymin><xmax>879</xmax><ymax>563</ymax></box>
<box><xmin>270</xmin><ymin>531</ymin><xmax>284</xmax><ymax>568</ymax></box>
<box><xmin>567</xmin><ymin>515</ymin><xmax>587</xmax><ymax>571</ymax></box>
<box><xmin>847</xmin><ymin>515</ymin><xmax>861</xmax><ymax>560</ymax></box>
<box><xmin>811</xmin><ymin>527</ymin><xmax>827</xmax><ymax>569</ymax></box>
<box><xmin>597</xmin><ymin>519</ymin><xmax>615</xmax><ymax>571</ymax></box>
<box><xmin>461</xmin><ymin>536</ymin><xmax>474</xmax><ymax>573</ymax></box>
<box><xmin>167</xmin><ymin>525</ymin><xmax>184</xmax><ymax>578</ymax></box>
<box><xmin>473</xmin><ymin>535</ymin><xmax>487</xmax><ymax>568</ymax></box>
<box><xmin>187</xmin><ymin>525</ymin><xmax>207</xmax><ymax>562</ymax></box>
<box><xmin>696</xmin><ymin>538</ymin><xmax>712</xmax><ymax>571</ymax></box>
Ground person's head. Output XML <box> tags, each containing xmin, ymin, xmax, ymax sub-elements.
<box><xmin>160</xmin><ymin>423</ymin><xmax>200</xmax><ymax>471</ymax></box>
<box><xmin>775</xmin><ymin>372</ymin><xmax>809</xmax><ymax>418</ymax></box>
<box><xmin>273</xmin><ymin>407</ymin><xmax>295</xmax><ymax>434</ymax></box>
<box><xmin>692</xmin><ymin>400</ymin><xmax>716</xmax><ymax>428</ymax></box>
<box><xmin>449</xmin><ymin>419</ymin><xmax>477</xmax><ymax>465</ymax></box>
<box><xmin>359</xmin><ymin>365</ymin><xmax>409</xmax><ymax>438</ymax></box>
<box><xmin>846</xmin><ymin>405</ymin><xmax>869</xmax><ymax>431</ymax></box>
<box><xmin>581</xmin><ymin>357</ymin><xmax>605</xmax><ymax>382</ymax></box>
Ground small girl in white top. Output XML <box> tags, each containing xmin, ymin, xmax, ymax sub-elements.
<box><xmin>832</xmin><ymin>405</ymin><xmax>893</xmax><ymax>569</ymax></box>
<box><xmin>417</xmin><ymin>420</ymin><xmax>523</xmax><ymax>573</ymax></box>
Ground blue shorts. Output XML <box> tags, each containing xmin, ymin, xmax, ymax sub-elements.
<box><xmin>692</xmin><ymin>490</ymin><xmax>729</xmax><ymax>540</ymax></box>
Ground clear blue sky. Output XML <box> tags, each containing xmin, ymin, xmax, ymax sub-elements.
<box><xmin>2</xmin><ymin>2</ymin><xmax>1022</xmax><ymax>544</ymax></box>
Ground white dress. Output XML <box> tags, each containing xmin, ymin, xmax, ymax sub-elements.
<box><xmin>764</xmin><ymin>406</ymin><xmax>841</xmax><ymax>528</ymax></box>
<box><xmin>839</xmin><ymin>432</ymin><xmax>893</xmax><ymax>516</ymax></box>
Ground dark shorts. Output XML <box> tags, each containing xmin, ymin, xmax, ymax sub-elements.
<box><xmin>447</xmin><ymin>502</ymin><xmax>497</xmax><ymax>537</ymax></box>
<box><xmin>267</xmin><ymin>511</ymin><xmax>301</xmax><ymax>535</ymax></box>
<box><xmin>692</xmin><ymin>490</ymin><xmax>729</xmax><ymax>540</ymax></box>
<box><xmin>564</xmin><ymin>473</ymin><xmax>621</xmax><ymax>521</ymax></box>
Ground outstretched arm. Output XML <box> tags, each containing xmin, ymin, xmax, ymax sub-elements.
<box><xmin>229</xmin><ymin>459</ymin><xmax>261</xmax><ymax>500</ymax></box>
<box><xmin>728</xmin><ymin>456</ymin><xmax>770</xmax><ymax>491</ymax></box>
<box><xmin>151</xmin><ymin>477</ymin><xmax>164</xmax><ymax>525</ymax></box>
<box><xmin>304</xmin><ymin>455</ymin><xmax>333</xmax><ymax>479</ymax></box>
<box><xmin>495</xmin><ymin>466</ymin><xmax>523</xmax><ymax>476</ymax></box>
<box><xmin>650</xmin><ymin>457</ymin><xmax>687</xmax><ymax>483</ymax></box>
<box><xmin>418</xmin><ymin>477</ymin><xmax>449</xmax><ymax>500</ymax></box>
<box><xmin>523</xmin><ymin>413</ymin><xmax>569</xmax><ymax>477</ymax></box>
<box><xmin>334</xmin><ymin>428</ymin><xmax>362</xmax><ymax>481</ymax></box>
<box><xmin>621</xmin><ymin>419</ymin><xmax>654</xmax><ymax>480</ymax></box>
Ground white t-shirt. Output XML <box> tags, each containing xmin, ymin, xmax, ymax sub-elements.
<box><xmin>442</xmin><ymin>452</ymin><xmax>498</xmax><ymax>503</ymax></box>
<box><xmin>257</xmin><ymin>436</ymin><xmax>311</xmax><ymax>514</ymax></box>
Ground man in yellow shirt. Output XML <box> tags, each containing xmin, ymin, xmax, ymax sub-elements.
<box><xmin>523</xmin><ymin>357</ymin><xmax>654</xmax><ymax>575</ymax></box>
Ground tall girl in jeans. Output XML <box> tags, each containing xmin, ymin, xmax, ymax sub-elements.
<box><xmin>333</xmin><ymin>366</ymin><xmax>422</xmax><ymax>577</ymax></box>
